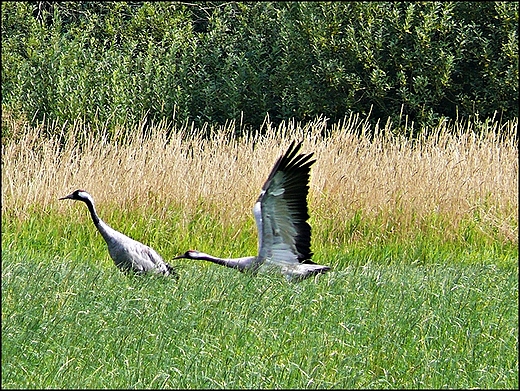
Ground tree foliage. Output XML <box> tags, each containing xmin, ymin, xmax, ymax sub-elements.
<box><xmin>2</xmin><ymin>1</ymin><xmax>518</xmax><ymax>135</ymax></box>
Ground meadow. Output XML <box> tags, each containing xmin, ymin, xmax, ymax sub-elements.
<box><xmin>2</xmin><ymin>113</ymin><xmax>518</xmax><ymax>388</ymax></box>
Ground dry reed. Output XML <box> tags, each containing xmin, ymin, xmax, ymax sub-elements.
<box><xmin>2</xmin><ymin>112</ymin><xmax>517</xmax><ymax>243</ymax></box>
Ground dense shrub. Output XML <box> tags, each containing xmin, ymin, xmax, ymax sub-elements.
<box><xmin>1</xmin><ymin>1</ymin><xmax>518</xmax><ymax>136</ymax></box>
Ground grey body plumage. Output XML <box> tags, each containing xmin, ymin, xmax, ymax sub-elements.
<box><xmin>60</xmin><ymin>190</ymin><xmax>177</xmax><ymax>277</ymax></box>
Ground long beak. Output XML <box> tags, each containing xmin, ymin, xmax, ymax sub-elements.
<box><xmin>59</xmin><ymin>194</ymin><xmax>73</xmax><ymax>200</ymax></box>
<box><xmin>172</xmin><ymin>254</ymin><xmax>186</xmax><ymax>260</ymax></box>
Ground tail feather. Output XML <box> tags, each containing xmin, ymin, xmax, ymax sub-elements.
<box><xmin>282</xmin><ymin>263</ymin><xmax>330</xmax><ymax>282</ymax></box>
<box><xmin>165</xmin><ymin>263</ymin><xmax>179</xmax><ymax>279</ymax></box>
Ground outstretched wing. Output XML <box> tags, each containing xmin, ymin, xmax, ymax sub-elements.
<box><xmin>253</xmin><ymin>141</ymin><xmax>316</xmax><ymax>267</ymax></box>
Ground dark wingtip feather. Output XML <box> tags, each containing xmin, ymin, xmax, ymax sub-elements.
<box><xmin>263</xmin><ymin>140</ymin><xmax>316</xmax><ymax>262</ymax></box>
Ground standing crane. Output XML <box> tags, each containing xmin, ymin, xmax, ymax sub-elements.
<box><xmin>60</xmin><ymin>190</ymin><xmax>177</xmax><ymax>278</ymax></box>
<box><xmin>174</xmin><ymin>140</ymin><xmax>330</xmax><ymax>281</ymax></box>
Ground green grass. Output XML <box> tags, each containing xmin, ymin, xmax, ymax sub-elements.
<box><xmin>2</xmin><ymin>208</ymin><xmax>518</xmax><ymax>389</ymax></box>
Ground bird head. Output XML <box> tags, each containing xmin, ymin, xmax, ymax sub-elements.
<box><xmin>59</xmin><ymin>189</ymin><xmax>92</xmax><ymax>203</ymax></box>
<box><xmin>173</xmin><ymin>250</ymin><xmax>203</xmax><ymax>260</ymax></box>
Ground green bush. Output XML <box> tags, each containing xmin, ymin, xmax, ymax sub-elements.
<box><xmin>2</xmin><ymin>2</ymin><xmax>518</xmax><ymax>136</ymax></box>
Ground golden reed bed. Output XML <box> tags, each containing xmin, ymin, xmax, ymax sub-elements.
<box><xmin>2</xmin><ymin>113</ymin><xmax>517</xmax><ymax>243</ymax></box>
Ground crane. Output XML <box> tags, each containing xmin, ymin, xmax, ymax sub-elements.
<box><xmin>60</xmin><ymin>190</ymin><xmax>177</xmax><ymax>278</ymax></box>
<box><xmin>174</xmin><ymin>140</ymin><xmax>330</xmax><ymax>281</ymax></box>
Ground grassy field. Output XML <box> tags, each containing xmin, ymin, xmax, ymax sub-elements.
<box><xmin>2</xmin><ymin>113</ymin><xmax>518</xmax><ymax>388</ymax></box>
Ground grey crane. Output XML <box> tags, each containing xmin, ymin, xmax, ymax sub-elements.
<box><xmin>174</xmin><ymin>141</ymin><xmax>330</xmax><ymax>282</ymax></box>
<box><xmin>60</xmin><ymin>190</ymin><xmax>177</xmax><ymax>277</ymax></box>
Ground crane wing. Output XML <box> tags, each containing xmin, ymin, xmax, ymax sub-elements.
<box><xmin>253</xmin><ymin>141</ymin><xmax>316</xmax><ymax>267</ymax></box>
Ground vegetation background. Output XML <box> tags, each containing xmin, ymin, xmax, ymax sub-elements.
<box><xmin>1</xmin><ymin>1</ymin><xmax>518</xmax><ymax>389</ymax></box>
<box><xmin>2</xmin><ymin>1</ymin><xmax>518</xmax><ymax>135</ymax></box>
